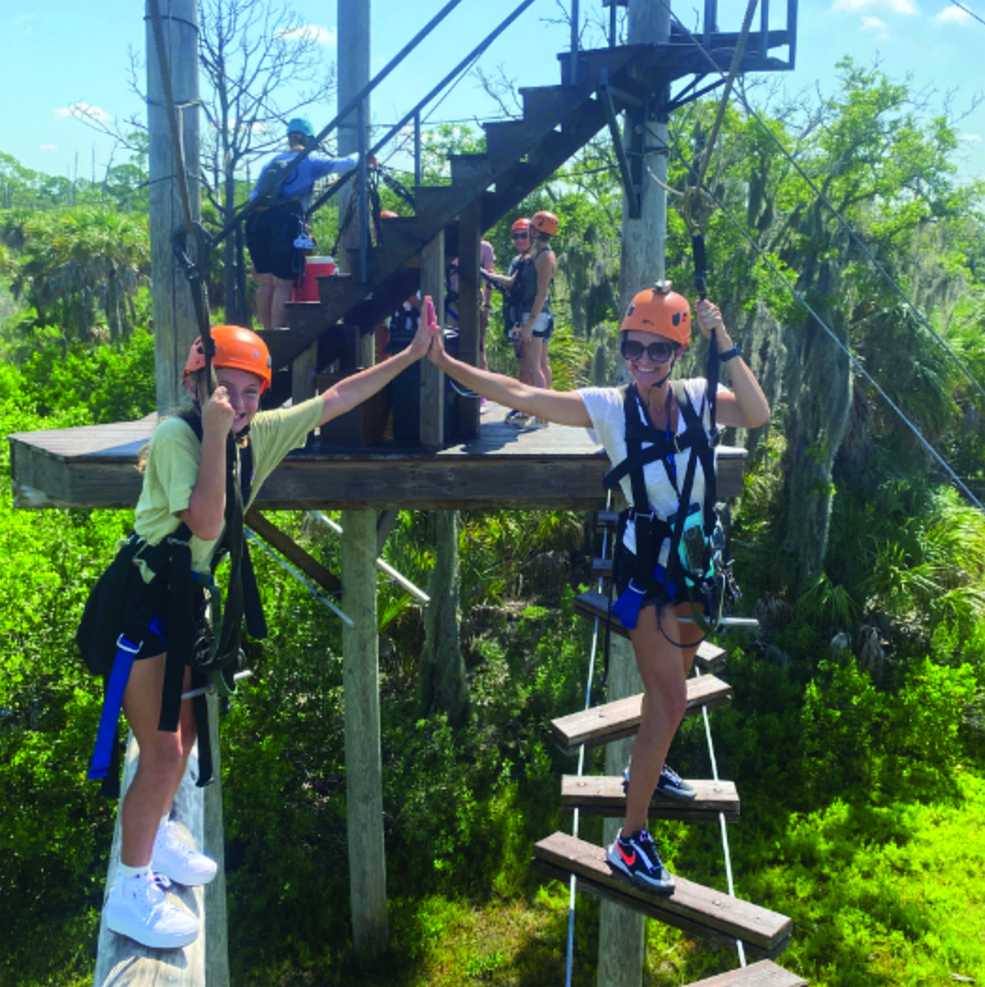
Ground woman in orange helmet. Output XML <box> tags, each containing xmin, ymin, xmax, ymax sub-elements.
<box><xmin>481</xmin><ymin>210</ymin><xmax>558</xmax><ymax>421</ymax></box>
<box><xmin>425</xmin><ymin>283</ymin><xmax>769</xmax><ymax>894</ymax></box>
<box><xmin>81</xmin><ymin>320</ymin><xmax>435</xmax><ymax>949</ymax></box>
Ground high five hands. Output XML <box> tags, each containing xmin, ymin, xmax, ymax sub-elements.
<box><xmin>407</xmin><ymin>295</ymin><xmax>443</xmax><ymax>360</ymax></box>
<box><xmin>422</xmin><ymin>296</ymin><xmax>450</xmax><ymax>369</ymax></box>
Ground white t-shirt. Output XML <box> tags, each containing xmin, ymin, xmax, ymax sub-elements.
<box><xmin>577</xmin><ymin>380</ymin><xmax>723</xmax><ymax>555</ymax></box>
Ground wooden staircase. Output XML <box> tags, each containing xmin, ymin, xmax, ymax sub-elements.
<box><xmin>260</xmin><ymin>45</ymin><xmax>653</xmax><ymax>389</ymax></box>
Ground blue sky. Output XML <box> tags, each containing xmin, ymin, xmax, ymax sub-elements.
<box><xmin>1</xmin><ymin>0</ymin><xmax>982</xmax><ymax>184</ymax></box>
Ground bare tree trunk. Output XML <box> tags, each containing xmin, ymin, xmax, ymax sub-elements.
<box><xmin>420</xmin><ymin>511</ymin><xmax>469</xmax><ymax>727</ymax></box>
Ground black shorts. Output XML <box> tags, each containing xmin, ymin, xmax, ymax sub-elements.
<box><xmin>246</xmin><ymin>203</ymin><xmax>305</xmax><ymax>282</ymax></box>
<box><xmin>613</xmin><ymin>543</ymin><xmax>681</xmax><ymax>612</ymax></box>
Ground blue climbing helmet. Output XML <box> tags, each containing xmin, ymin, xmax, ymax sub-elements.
<box><xmin>286</xmin><ymin>117</ymin><xmax>314</xmax><ymax>139</ymax></box>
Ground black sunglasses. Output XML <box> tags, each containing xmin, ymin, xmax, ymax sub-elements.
<box><xmin>512</xmin><ymin>232</ymin><xmax>529</xmax><ymax>240</ymax></box>
<box><xmin>620</xmin><ymin>339</ymin><xmax>677</xmax><ymax>363</ymax></box>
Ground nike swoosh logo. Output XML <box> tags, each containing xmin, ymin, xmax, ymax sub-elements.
<box><xmin>618</xmin><ymin>844</ymin><xmax>636</xmax><ymax>866</ymax></box>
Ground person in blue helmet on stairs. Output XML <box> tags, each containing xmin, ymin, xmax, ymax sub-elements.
<box><xmin>246</xmin><ymin>117</ymin><xmax>370</xmax><ymax>330</ymax></box>
<box><xmin>424</xmin><ymin>283</ymin><xmax>770</xmax><ymax>893</ymax></box>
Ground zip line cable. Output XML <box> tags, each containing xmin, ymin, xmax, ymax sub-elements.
<box><xmin>658</xmin><ymin>159</ymin><xmax>985</xmax><ymax>513</ymax></box>
<box><xmin>655</xmin><ymin>0</ymin><xmax>985</xmax><ymax>408</ymax></box>
<box><xmin>946</xmin><ymin>0</ymin><xmax>985</xmax><ymax>27</ymax></box>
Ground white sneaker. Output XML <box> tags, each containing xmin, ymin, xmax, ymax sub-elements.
<box><xmin>152</xmin><ymin>820</ymin><xmax>218</xmax><ymax>887</ymax></box>
<box><xmin>105</xmin><ymin>871</ymin><xmax>199</xmax><ymax>949</ymax></box>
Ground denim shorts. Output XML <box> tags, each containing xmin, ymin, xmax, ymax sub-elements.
<box><xmin>520</xmin><ymin>311</ymin><xmax>553</xmax><ymax>339</ymax></box>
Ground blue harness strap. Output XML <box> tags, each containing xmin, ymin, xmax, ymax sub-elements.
<box><xmin>87</xmin><ymin>615</ymin><xmax>165</xmax><ymax>781</ymax></box>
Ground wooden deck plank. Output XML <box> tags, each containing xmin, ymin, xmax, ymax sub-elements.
<box><xmin>533</xmin><ymin>832</ymin><xmax>793</xmax><ymax>954</ymax></box>
<box><xmin>7</xmin><ymin>404</ymin><xmax>747</xmax><ymax>511</ymax></box>
<box><xmin>561</xmin><ymin>775</ymin><xmax>739</xmax><ymax>820</ymax></box>
<box><xmin>573</xmin><ymin>589</ymin><xmax>728</xmax><ymax>673</ymax></box>
<box><xmin>551</xmin><ymin>676</ymin><xmax>732</xmax><ymax>754</ymax></box>
<box><xmin>684</xmin><ymin>960</ymin><xmax>807</xmax><ymax>987</ymax></box>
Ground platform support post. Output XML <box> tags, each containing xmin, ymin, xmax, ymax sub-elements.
<box><xmin>342</xmin><ymin>509</ymin><xmax>388</xmax><ymax>958</ymax></box>
<box><xmin>597</xmin><ymin>634</ymin><xmax>645</xmax><ymax>987</ymax></box>
<box><xmin>455</xmin><ymin>199</ymin><xmax>482</xmax><ymax>440</ymax></box>
<box><xmin>420</xmin><ymin>233</ymin><xmax>446</xmax><ymax>449</ymax></box>
<box><xmin>204</xmin><ymin>692</ymin><xmax>230</xmax><ymax>986</ymax></box>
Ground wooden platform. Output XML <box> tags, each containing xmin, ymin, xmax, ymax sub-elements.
<box><xmin>574</xmin><ymin>590</ymin><xmax>728</xmax><ymax>673</ymax></box>
<box><xmin>551</xmin><ymin>675</ymin><xmax>732</xmax><ymax>754</ymax></box>
<box><xmin>685</xmin><ymin>960</ymin><xmax>807</xmax><ymax>987</ymax></box>
<box><xmin>561</xmin><ymin>775</ymin><xmax>739</xmax><ymax>821</ymax></box>
<box><xmin>533</xmin><ymin>832</ymin><xmax>793</xmax><ymax>959</ymax></box>
<box><xmin>7</xmin><ymin>404</ymin><xmax>747</xmax><ymax>511</ymax></box>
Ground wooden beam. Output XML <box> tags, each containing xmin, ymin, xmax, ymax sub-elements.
<box><xmin>550</xmin><ymin>675</ymin><xmax>732</xmax><ymax>754</ymax></box>
<box><xmin>561</xmin><ymin>775</ymin><xmax>739</xmax><ymax>821</ymax></box>
<box><xmin>341</xmin><ymin>509</ymin><xmax>388</xmax><ymax>957</ymax></box>
<box><xmin>684</xmin><ymin>960</ymin><xmax>807</xmax><ymax>987</ymax></box>
<box><xmin>94</xmin><ymin>733</ymin><xmax>208</xmax><ymax>985</ymax></box>
<box><xmin>533</xmin><ymin>832</ymin><xmax>793</xmax><ymax>957</ymax></box>
<box><xmin>419</xmin><ymin>234</ymin><xmax>446</xmax><ymax>450</ymax></box>
<box><xmin>246</xmin><ymin>508</ymin><xmax>342</xmax><ymax>593</ymax></box>
<box><xmin>573</xmin><ymin>590</ymin><xmax>727</xmax><ymax>673</ymax></box>
<box><xmin>291</xmin><ymin>340</ymin><xmax>318</xmax><ymax>408</ymax></box>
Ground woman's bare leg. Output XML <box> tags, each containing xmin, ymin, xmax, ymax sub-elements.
<box><xmin>270</xmin><ymin>275</ymin><xmax>295</xmax><ymax>329</ymax></box>
<box><xmin>521</xmin><ymin>336</ymin><xmax>545</xmax><ymax>391</ymax></box>
<box><xmin>254</xmin><ymin>271</ymin><xmax>274</xmax><ymax>329</ymax></box>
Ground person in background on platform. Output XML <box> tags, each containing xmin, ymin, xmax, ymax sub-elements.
<box><xmin>83</xmin><ymin>320</ymin><xmax>435</xmax><ymax>950</ymax></box>
<box><xmin>481</xmin><ymin>211</ymin><xmax>558</xmax><ymax>427</ymax></box>
<box><xmin>246</xmin><ymin>117</ymin><xmax>367</xmax><ymax>331</ymax></box>
<box><xmin>423</xmin><ymin>285</ymin><xmax>769</xmax><ymax>894</ymax></box>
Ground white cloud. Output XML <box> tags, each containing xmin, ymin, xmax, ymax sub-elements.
<box><xmin>54</xmin><ymin>102</ymin><xmax>114</xmax><ymax>123</ymax></box>
<box><xmin>936</xmin><ymin>3</ymin><xmax>973</xmax><ymax>21</ymax></box>
<box><xmin>38</xmin><ymin>144</ymin><xmax>57</xmax><ymax>151</ymax></box>
<box><xmin>833</xmin><ymin>0</ymin><xmax>918</xmax><ymax>13</ymax></box>
<box><xmin>959</xmin><ymin>132</ymin><xmax>982</xmax><ymax>142</ymax></box>
<box><xmin>275</xmin><ymin>24</ymin><xmax>336</xmax><ymax>46</ymax></box>
<box><xmin>860</xmin><ymin>14</ymin><xmax>890</xmax><ymax>27</ymax></box>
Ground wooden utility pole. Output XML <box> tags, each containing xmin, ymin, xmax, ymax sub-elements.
<box><xmin>337</xmin><ymin>1</ymin><xmax>371</xmax><ymax>278</ymax></box>
<box><xmin>618</xmin><ymin>0</ymin><xmax>670</xmax><ymax>312</ymax></box>
<box><xmin>599</xmin><ymin>2</ymin><xmax>671</xmax><ymax>983</ymax></box>
<box><xmin>341</xmin><ymin>509</ymin><xmax>389</xmax><ymax>958</ymax></box>
<box><xmin>420</xmin><ymin>234</ymin><xmax>446</xmax><ymax>449</ymax></box>
<box><xmin>147</xmin><ymin>0</ymin><xmax>202</xmax><ymax>414</ymax></box>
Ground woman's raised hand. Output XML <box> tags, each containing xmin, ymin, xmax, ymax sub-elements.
<box><xmin>408</xmin><ymin>295</ymin><xmax>440</xmax><ymax>360</ymax></box>
<box><xmin>422</xmin><ymin>295</ymin><xmax>450</xmax><ymax>367</ymax></box>
<box><xmin>695</xmin><ymin>298</ymin><xmax>725</xmax><ymax>340</ymax></box>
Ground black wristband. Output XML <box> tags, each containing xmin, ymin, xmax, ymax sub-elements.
<box><xmin>719</xmin><ymin>344</ymin><xmax>741</xmax><ymax>363</ymax></box>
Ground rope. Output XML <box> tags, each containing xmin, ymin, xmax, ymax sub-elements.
<box><xmin>699</xmin><ymin>673</ymin><xmax>746</xmax><ymax>967</ymax></box>
<box><xmin>655</xmin><ymin>0</ymin><xmax>985</xmax><ymax>407</ymax></box>
<box><xmin>655</xmin><ymin>158</ymin><xmax>985</xmax><ymax>513</ymax></box>
<box><xmin>564</xmin><ymin>493</ymin><xmax>612</xmax><ymax>987</ymax></box>
<box><xmin>946</xmin><ymin>0</ymin><xmax>985</xmax><ymax>26</ymax></box>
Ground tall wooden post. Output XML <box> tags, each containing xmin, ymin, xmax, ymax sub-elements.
<box><xmin>147</xmin><ymin>0</ymin><xmax>202</xmax><ymax>414</ymax></box>
<box><xmin>596</xmin><ymin>636</ymin><xmax>645</xmax><ymax>987</ymax></box>
<box><xmin>454</xmin><ymin>200</ymin><xmax>482</xmax><ymax>440</ymax></box>
<box><xmin>341</xmin><ymin>509</ymin><xmax>388</xmax><ymax>957</ymax></box>
<box><xmin>420</xmin><ymin>234</ymin><xmax>446</xmax><ymax>449</ymax></box>
<box><xmin>618</xmin><ymin>0</ymin><xmax>670</xmax><ymax>311</ymax></box>
<box><xmin>337</xmin><ymin>1</ymin><xmax>370</xmax><ymax>277</ymax></box>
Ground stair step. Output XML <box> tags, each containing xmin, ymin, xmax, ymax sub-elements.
<box><xmin>448</xmin><ymin>153</ymin><xmax>495</xmax><ymax>187</ymax></box>
<box><xmin>483</xmin><ymin>118</ymin><xmax>552</xmax><ymax>162</ymax></box>
<box><xmin>557</xmin><ymin>43</ymin><xmax>650</xmax><ymax>88</ymax></box>
<box><xmin>533</xmin><ymin>832</ymin><xmax>793</xmax><ymax>958</ymax></box>
<box><xmin>574</xmin><ymin>590</ymin><xmax>727</xmax><ymax>673</ymax></box>
<box><xmin>551</xmin><ymin>675</ymin><xmax>732</xmax><ymax>754</ymax></box>
<box><xmin>684</xmin><ymin>960</ymin><xmax>807</xmax><ymax>987</ymax></box>
<box><xmin>519</xmin><ymin>84</ymin><xmax>569</xmax><ymax>121</ymax></box>
<box><xmin>561</xmin><ymin>775</ymin><xmax>739</xmax><ymax>821</ymax></box>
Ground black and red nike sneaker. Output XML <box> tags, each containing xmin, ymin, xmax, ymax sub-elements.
<box><xmin>606</xmin><ymin>829</ymin><xmax>675</xmax><ymax>894</ymax></box>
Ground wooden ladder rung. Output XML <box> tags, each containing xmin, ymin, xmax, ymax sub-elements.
<box><xmin>533</xmin><ymin>832</ymin><xmax>793</xmax><ymax>959</ymax></box>
<box><xmin>573</xmin><ymin>589</ymin><xmax>728</xmax><ymax>673</ymax></box>
<box><xmin>683</xmin><ymin>959</ymin><xmax>807</xmax><ymax>986</ymax></box>
<box><xmin>561</xmin><ymin>775</ymin><xmax>739</xmax><ymax>821</ymax></box>
<box><xmin>551</xmin><ymin>676</ymin><xmax>732</xmax><ymax>754</ymax></box>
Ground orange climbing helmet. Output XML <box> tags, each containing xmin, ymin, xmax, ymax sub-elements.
<box><xmin>620</xmin><ymin>282</ymin><xmax>692</xmax><ymax>346</ymax></box>
<box><xmin>511</xmin><ymin>217</ymin><xmax>531</xmax><ymax>234</ymax></box>
<box><xmin>183</xmin><ymin>325</ymin><xmax>272</xmax><ymax>391</ymax></box>
<box><xmin>530</xmin><ymin>211</ymin><xmax>559</xmax><ymax>237</ymax></box>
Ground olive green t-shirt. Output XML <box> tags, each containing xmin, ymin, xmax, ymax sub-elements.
<box><xmin>133</xmin><ymin>397</ymin><xmax>323</xmax><ymax>574</ymax></box>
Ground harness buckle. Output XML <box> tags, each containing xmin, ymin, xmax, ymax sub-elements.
<box><xmin>115</xmin><ymin>634</ymin><xmax>142</xmax><ymax>655</ymax></box>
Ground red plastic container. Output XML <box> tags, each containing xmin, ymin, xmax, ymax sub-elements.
<box><xmin>293</xmin><ymin>256</ymin><xmax>336</xmax><ymax>302</ymax></box>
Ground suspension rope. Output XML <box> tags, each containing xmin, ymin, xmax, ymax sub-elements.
<box><xmin>657</xmin><ymin>0</ymin><xmax>985</xmax><ymax>407</ymax></box>
<box><xmin>654</xmin><ymin>157</ymin><xmax>985</xmax><ymax>513</ymax></box>
<box><xmin>564</xmin><ymin>494</ymin><xmax>613</xmax><ymax>987</ymax></box>
<box><xmin>946</xmin><ymin>0</ymin><xmax>985</xmax><ymax>27</ymax></box>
